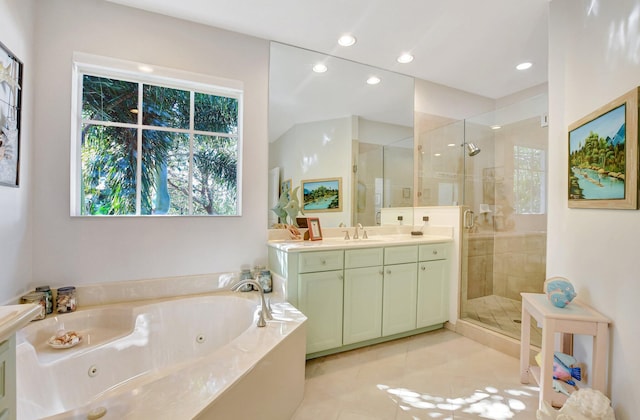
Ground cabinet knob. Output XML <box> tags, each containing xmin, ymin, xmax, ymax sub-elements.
<box><xmin>421</xmin><ymin>266</ymin><xmax>426</xmax><ymax>271</ymax></box>
<box><xmin>433</xmin><ymin>250</ymin><xmax>438</xmax><ymax>255</ymax></box>
<box><xmin>386</xmin><ymin>269</ymin><xmax>391</xmax><ymax>275</ymax></box>
<box><xmin>321</xmin><ymin>259</ymin><xmax>326</xmax><ymax>265</ymax></box>
<box><xmin>379</xmin><ymin>270</ymin><xmax>384</xmax><ymax>275</ymax></box>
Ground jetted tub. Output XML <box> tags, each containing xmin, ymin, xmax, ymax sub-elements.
<box><xmin>16</xmin><ymin>293</ymin><xmax>306</xmax><ymax>419</ymax></box>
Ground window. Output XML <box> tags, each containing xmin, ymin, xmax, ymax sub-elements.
<box><xmin>513</xmin><ymin>145</ymin><xmax>546</xmax><ymax>214</ymax></box>
<box><xmin>71</xmin><ymin>55</ymin><xmax>242</xmax><ymax>216</ymax></box>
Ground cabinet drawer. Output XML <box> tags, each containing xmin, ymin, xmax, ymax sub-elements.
<box><xmin>345</xmin><ymin>248</ymin><xmax>383</xmax><ymax>269</ymax></box>
<box><xmin>298</xmin><ymin>250</ymin><xmax>344</xmax><ymax>273</ymax></box>
<box><xmin>419</xmin><ymin>243</ymin><xmax>448</xmax><ymax>261</ymax></box>
<box><xmin>384</xmin><ymin>245</ymin><xmax>417</xmax><ymax>265</ymax></box>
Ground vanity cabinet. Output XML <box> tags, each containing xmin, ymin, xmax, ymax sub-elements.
<box><xmin>268</xmin><ymin>239</ymin><xmax>450</xmax><ymax>358</ymax></box>
<box><xmin>296</xmin><ymin>250</ymin><xmax>344</xmax><ymax>354</ymax></box>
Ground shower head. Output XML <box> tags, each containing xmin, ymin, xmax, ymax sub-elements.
<box><xmin>465</xmin><ymin>142</ymin><xmax>481</xmax><ymax>156</ymax></box>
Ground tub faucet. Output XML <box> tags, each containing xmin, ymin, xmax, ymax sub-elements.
<box><xmin>231</xmin><ymin>280</ymin><xmax>273</xmax><ymax>327</ymax></box>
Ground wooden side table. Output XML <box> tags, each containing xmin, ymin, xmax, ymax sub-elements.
<box><xmin>519</xmin><ymin>293</ymin><xmax>611</xmax><ymax>409</ymax></box>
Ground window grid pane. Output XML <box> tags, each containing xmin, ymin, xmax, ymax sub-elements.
<box><xmin>81</xmin><ymin>124</ymin><xmax>138</xmax><ymax>215</ymax></box>
<box><xmin>514</xmin><ymin>145</ymin><xmax>546</xmax><ymax>215</ymax></box>
<box><xmin>192</xmin><ymin>134</ymin><xmax>238</xmax><ymax>215</ymax></box>
<box><xmin>143</xmin><ymin>84</ymin><xmax>190</xmax><ymax>129</ymax></box>
<box><xmin>194</xmin><ymin>92</ymin><xmax>238</xmax><ymax>134</ymax></box>
<box><xmin>82</xmin><ymin>75</ymin><xmax>138</xmax><ymax>124</ymax></box>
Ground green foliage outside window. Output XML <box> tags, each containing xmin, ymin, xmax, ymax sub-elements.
<box><xmin>79</xmin><ymin>74</ymin><xmax>240</xmax><ymax>216</ymax></box>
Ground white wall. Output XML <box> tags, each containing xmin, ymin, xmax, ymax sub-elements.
<box><xmin>269</xmin><ymin>117</ymin><xmax>353</xmax><ymax>227</ymax></box>
<box><xmin>30</xmin><ymin>0</ymin><xmax>270</xmax><ymax>288</ymax></box>
<box><xmin>415</xmin><ymin>78</ymin><xmax>495</xmax><ymax>121</ymax></box>
<box><xmin>548</xmin><ymin>1</ymin><xmax>640</xmax><ymax>417</ymax></box>
<box><xmin>0</xmin><ymin>0</ymin><xmax>34</xmax><ymax>303</ymax></box>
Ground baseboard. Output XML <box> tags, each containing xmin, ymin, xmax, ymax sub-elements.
<box><xmin>450</xmin><ymin>319</ymin><xmax>536</xmax><ymax>359</ymax></box>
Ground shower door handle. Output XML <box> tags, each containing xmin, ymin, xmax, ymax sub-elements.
<box><xmin>463</xmin><ymin>210</ymin><xmax>475</xmax><ymax>229</ymax></box>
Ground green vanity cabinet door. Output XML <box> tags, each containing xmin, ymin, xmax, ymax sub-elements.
<box><xmin>417</xmin><ymin>259</ymin><xmax>449</xmax><ymax>327</ymax></box>
<box><xmin>0</xmin><ymin>336</ymin><xmax>16</xmax><ymax>420</ymax></box>
<box><xmin>343</xmin><ymin>266</ymin><xmax>383</xmax><ymax>345</ymax></box>
<box><xmin>298</xmin><ymin>270</ymin><xmax>344</xmax><ymax>354</ymax></box>
<box><xmin>382</xmin><ymin>262</ymin><xmax>418</xmax><ymax>336</ymax></box>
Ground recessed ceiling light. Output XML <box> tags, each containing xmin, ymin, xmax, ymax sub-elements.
<box><xmin>434</xmin><ymin>153</ymin><xmax>441</xmax><ymax>157</ymax></box>
<box><xmin>516</xmin><ymin>62</ymin><xmax>532</xmax><ymax>70</ymax></box>
<box><xmin>397</xmin><ymin>53</ymin><xmax>414</xmax><ymax>64</ymax></box>
<box><xmin>338</xmin><ymin>34</ymin><xmax>357</xmax><ymax>47</ymax></box>
<box><xmin>447</xmin><ymin>143</ymin><xmax>456</xmax><ymax>147</ymax></box>
<box><xmin>491</xmin><ymin>125</ymin><xmax>502</xmax><ymax>130</ymax></box>
<box><xmin>366</xmin><ymin>76</ymin><xmax>381</xmax><ymax>85</ymax></box>
<box><xmin>312</xmin><ymin>63</ymin><xmax>328</xmax><ymax>73</ymax></box>
<box><xmin>138</xmin><ymin>65</ymin><xmax>154</xmax><ymax>73</ymax></box>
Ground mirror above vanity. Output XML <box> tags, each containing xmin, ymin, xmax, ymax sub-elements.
<box><xmin>268</xmin><ymin>42</ymin><xmax>415</xmax><ymax>228</ymax></box>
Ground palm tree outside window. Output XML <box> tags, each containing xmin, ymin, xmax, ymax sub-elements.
<box><xmin>74</xmin><ymin>66</ymin><xmax>242</xmax><ymax>216</ymax></box>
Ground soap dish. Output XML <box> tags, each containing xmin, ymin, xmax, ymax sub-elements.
<box><xmin>47</xmin><ymin>330</ymin><xmax>82</xmax><ymax>349</ymax></box>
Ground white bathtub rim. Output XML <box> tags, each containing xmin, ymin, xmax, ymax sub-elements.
<box><xmin>17</xmin><ymin>293</ymin><xmax>257</xmax><ymax>366</ymax></box>
<box><xmin>17</xmin><ymin>293</ymin><xmax>306</xmax><ymax>419</ymax></box>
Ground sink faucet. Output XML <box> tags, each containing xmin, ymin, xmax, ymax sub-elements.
<box><xmin>231</xmin><ymin>280</ymin><xmax>273</xmax><ymax>327</ymax></box>
<box><xmin>354</xmin><ymin>223</ymin><xmax>363</xmax><ymax>239</ymax></box>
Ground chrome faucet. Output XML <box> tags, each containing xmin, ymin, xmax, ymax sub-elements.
<box><xmin>231</xmin><ymin>280</ymin><xmax>273</xmax><ymax>327</ymax></box>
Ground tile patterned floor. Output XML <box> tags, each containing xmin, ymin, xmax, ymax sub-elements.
<box><xmin>292</xmin><ymin>329</ymin><xmax>540</xmax><ymax>419</ymax></box>
<box><xmin>462</xmin><ymin>295</ymin><xmax>542</xmax><ymax>347</ymax></box>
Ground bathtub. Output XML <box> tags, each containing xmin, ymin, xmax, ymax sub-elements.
<box><xmin>16</xmin><ymin>292</ymin><xmax>306</xmax><ymax>419</ymax></box>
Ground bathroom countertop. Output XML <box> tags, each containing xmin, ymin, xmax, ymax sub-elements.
<box><xmin>0</xmin><ymin>304</ymin><xmax>41</xmax><ymax>341</ymax></box>
<box><xmin>268</xmin><ymin>234</ymin><xmax>452</xmax><ymax>252</ymax></box>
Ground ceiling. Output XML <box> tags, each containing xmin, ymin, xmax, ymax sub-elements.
<box><xmin>106</xmin><ymin>0</ymin><xmax>549</xmax><ymax>100</ymax></box>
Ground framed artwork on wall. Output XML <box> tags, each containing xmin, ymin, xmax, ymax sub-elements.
<box><xmin>568</xmin><ymin>87</ymin><xmax>638</xmax><ymax>209</ymax></box>
<box><xmin>301</xmin><ymin>177</ymin><xmax>342</xmax><ymax>212</ymax></box>
<box><xmin>280</xmin><ymin>178</ymin><xmax>291</xmax><ymax>201</ymax></box>
<box><xmin>0</xmin><ymin>41</ymin><xmax>23</xmax><ymax>188</ymax></box>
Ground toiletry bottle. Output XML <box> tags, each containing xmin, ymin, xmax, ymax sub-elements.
<box><xmin>35</xmin><ymin>285</ymin><xmax>53</xmax><ymax>314</ymax></box>
<box><xmin>239</xmin><ymin>268</ymin><xmax>254</xmax><ymax>292</ymax></box>
<box><xmin>258</xmin><ymin>270</ymin><xmax>272</xmax><ymax>293</ymax></box>
<box><xmin>56</xmin><ymin>286</ymin><xmax>77</xmax><ymax>313</ymax></box>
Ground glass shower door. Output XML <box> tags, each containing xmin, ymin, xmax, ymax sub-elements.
<box><xmin>459</xmin><ymin>94</ymin><xmax>548</xmax><ymax>345</ymax></box>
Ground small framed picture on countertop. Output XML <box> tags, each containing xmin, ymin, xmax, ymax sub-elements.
<box><xmin>307</xmin><ymin>217</ymin><xmax>323</xmax><ymax>241</ymax></box>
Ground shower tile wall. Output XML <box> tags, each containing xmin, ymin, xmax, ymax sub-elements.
<box><xmin>467</xmin><ymin>234</ymin><xmax>494</xmax><ymax>299</ymax></box>
<box><xmin>493</xmin><ymin>232</ymin><xmax>547</xmax><ymax>299</ymax></box>
<box><xmin>468</xmin><ymin>232</ymin><xmax>547</xmax><ymax>302</ymax></box>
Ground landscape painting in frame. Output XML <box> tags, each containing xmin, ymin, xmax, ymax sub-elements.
<box><xmin>0</xmin><ymin>41</ymin><xmax>23</xmax><ymax>187</ymax></box>
<box><xmin>302</xmin><ymin>177</ymin><xmax>342</xmax><ymax>212</ymax></box>
<box><xmin>568</xmin><ymin>87</ymin><xmax>639</xmax><ymax>209</ymax></box>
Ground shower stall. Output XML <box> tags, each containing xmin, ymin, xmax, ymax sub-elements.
<box><xmin>417</xmin><ymin>94</ymin><xmax>548</xmax><ymax>346</ymax></box>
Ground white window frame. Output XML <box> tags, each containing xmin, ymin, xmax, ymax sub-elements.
<box><xmin>70</xmin><ymin>53</ymin><xmax>243</xmax><ymax>216</ymax></box>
